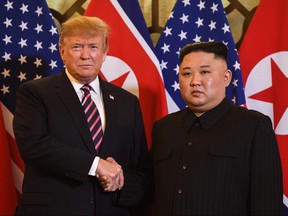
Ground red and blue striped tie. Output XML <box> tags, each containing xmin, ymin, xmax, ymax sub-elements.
<box><xmin>81</xmin><ymin>84</ymin><xmax>103</xmax><ymax>152</ymax></box>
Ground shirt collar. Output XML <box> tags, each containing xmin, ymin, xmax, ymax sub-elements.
<box><xmin>65</xmin><ymin>69</ymin><xmax>101</xmax><ymax>96</ymax></box>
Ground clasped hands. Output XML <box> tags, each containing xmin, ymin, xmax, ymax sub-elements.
<box><xmin>96</xmin><ymin>157</ymin><xmax>124</xmax><ymax>192</ymax></box>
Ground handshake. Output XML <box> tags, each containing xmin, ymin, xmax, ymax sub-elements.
<box><xmin>96</xmin><ymin>157</ymin><xmax>124</xmax><ymax>192</ymax></box>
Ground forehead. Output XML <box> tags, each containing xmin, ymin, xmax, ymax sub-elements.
<box><xmin>63</xmin><ymin>35</ymin><xmax>103</xmax><ymax>44</ymax></box>
<box><xmin>180</xmin><ymin>51</ymin><xmax>225</xmax><ymax>69</ymax></box>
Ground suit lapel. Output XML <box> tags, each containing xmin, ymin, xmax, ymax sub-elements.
<box><xmin>53</xmin><ymin>72</ymin><xmax>96</xmax><ymax>154</ymax></box>
<box><xmin>98</xmin><ymin>78</ymin><xmax>117</xmax><ymax>155</ymax></box>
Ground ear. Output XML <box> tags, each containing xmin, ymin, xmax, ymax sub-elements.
<box><xmin>59</xmin><ymin>45</ymin><xmax>65</xmax><ymax>62</ymax></box>
<box><xmin>224</xmin><ymin>69</ymin><xmax>232</xmax><ymax>87</ymax></box>
<box><xmin>102</xmin><ymin>52</ymin><xmax>107</xmax><ymax>62</ymax></box>
<box><xmin>102</xmin><ymin>48</ymin><xmax>108</xmax><ymax>62</ymax></box>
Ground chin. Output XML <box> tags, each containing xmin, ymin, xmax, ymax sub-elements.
<box><xmin>188</xmin><ymin>102</ymin><xmax>206</xmax><ymax>111</ymax></box>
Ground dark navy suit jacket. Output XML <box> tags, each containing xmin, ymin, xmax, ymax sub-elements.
<box><xmin>13</xmin><ymin>71</ymin><xmax>148</xmax><ymax>215</ymax></box>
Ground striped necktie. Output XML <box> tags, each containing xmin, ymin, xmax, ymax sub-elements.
<box><xmin>81</xmin><ymin>84</ymin><xmax>103</xmax><ymax>152</ymax></box>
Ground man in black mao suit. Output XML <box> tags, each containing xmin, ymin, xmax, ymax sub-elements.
<box><xmin>149</xmin><ymin>42</ymin><xmax>283</xmax><ymax>215</ymax></box>
<box><xmin>13</xmin><ymin>16</ymin><xmax>148</xmax><ymax>215</ymax></box>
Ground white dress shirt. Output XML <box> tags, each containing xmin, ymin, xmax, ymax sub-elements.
<box><xmin>66</xmin><ymin>69</ymin><xmax>105</xmax><ymax>176</ymax></box>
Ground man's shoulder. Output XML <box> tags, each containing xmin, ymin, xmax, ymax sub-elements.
<box><xmin>231</xmin><ymin>105</ymin><xmax>267</xmax><ymax>118</ymax></box>
<box><xmin>18</xmin><ymin>72</ymin><xmax>63</xmax><ymax>90</ymax></box>
<box><xmin>229</xmin><ymin>105</ymin><xmax>272</xmax><ymax>126</ymax></box>
<box><xmin>100</xmin><ymin>78</ymin><xmax>138</xmax><ymax>100</ymax></box>
<box><xmin>155</xmin><ymin>108</ymin><xmax>186</xmax><ymax>125</ymax></box>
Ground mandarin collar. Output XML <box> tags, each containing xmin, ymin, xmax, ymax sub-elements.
<box><xmin>183</xmin><ymin>98</ymin><xmax>232</xmax><ymax>131</ymax></box>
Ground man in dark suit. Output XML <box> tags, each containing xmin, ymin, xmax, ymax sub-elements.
<box><xmin>13</xmin><ymin>16</ymin><xmax>148</xmax><ymax>215</ymax></box>
<box><xmin>148</xmin><ymin>42</ymin><xmax>283</xmax><ymax>215</ymax></box>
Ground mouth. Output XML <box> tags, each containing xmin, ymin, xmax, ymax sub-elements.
<box><xmin>78</xmin><ymin>65</ymin><xmax>92</xmax><ymax>69</ymax></box>
<box><xmin>191</xmin><ymin>90</ymin><xmax>202</xmax><ymax>96</ymax></box>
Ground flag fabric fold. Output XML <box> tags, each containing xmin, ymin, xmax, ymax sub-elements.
<box><xmin>0</xmin><ymin>0</ymin><xmax>63</xmax><ymax>208</ymax></box>
<box><xmin>84</xmin><ymin>0</ymin><xmax>168</xmax><ymax>148</ymax></box>
<box><xmin>239</xmin><ymin>0</ymin><xmax>288</xmax><ymax>213</ymax></box>
<box><xmin>155</xmin><ymin>0</ymin><xmax>245</xmax><ymax>111</ymax></box>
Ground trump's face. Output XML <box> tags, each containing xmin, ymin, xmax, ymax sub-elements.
<box><xmin>60</xmin><ymin>34</ymin><xmax>107</xmax><ymax>84</ymax></box>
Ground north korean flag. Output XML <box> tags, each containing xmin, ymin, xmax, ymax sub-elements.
<box><xmin>239</xmin><ymin>0</ymin><xmax>288</xmax><ymax>213</ymax></box>
<box><xmin>84</xmin><ymin>0</ymin><xmax>168</xmax><ymax>148</ymax></box>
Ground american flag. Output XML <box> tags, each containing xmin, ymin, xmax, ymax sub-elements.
<box><xmin>1</xmin><ymin>0</ymin><xmax>63</xmax><ymax>112</ymax></box>
<box><xmin>155</xmin><ymin>0</ymin><xmax>245</xmax><ymax>111</ymax></box>
<box><xmin>0</xmin><ymin>0</ymin><xmax>63</xmax><ymax>208</ymax></box>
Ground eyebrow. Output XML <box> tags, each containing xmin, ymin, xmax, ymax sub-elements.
<box><xmin>182</xmin><ymin>64</ymin><xmax>211</xmax><ymax>70</ymax></box>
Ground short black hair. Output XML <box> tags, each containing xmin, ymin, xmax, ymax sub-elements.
<box><xmin>179</xmin><ymin>41</ymin><xmax>228</xmax><ymax>64</ymax></box>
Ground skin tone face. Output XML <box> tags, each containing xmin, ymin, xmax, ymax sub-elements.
<box><xmin>59</xmin><ymin>34</ymin><xmax>107</xmax><ymax>84</ymax></box>
<box><xmin>179</xmin><ymin>51</ymin><xmax>232</xmax><ymax>116</ymax></box>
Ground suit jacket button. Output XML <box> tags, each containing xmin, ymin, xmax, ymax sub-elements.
<box><xmin>89</xmin><ymin>197</ymin><xmax>94</xmax><ymax>204</ymax></box>
<box><xmin>187</xmin><ymin>142</ymin><xmax>193</xmax><ymax>147</ymax></box>
<box><xmin>178</xmin><ymin>189</ymin><xmax>183</xmax><ymax>194</ymax></box>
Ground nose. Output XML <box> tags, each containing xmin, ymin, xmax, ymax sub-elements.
<box><xmin>189</xmin><ymin>74</ymin><xmax>200</xmax><ymax>87</ymax></box>
<box><xmin>80</xmin><ymin>47</ymin><xmax>90</xmax><ymax>60</ymax></box>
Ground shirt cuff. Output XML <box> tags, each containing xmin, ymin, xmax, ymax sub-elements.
<box><xmin>88</xmin><ymin>156</ymin><xmax>99</xmax><ymax>176</ymax></box>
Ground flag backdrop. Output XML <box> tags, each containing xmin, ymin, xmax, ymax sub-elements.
<box><xmin>0</xmin><ymin>105</ymin><xmax>17</xmax><ymax>215</ymax></box>
<box><xmin>0</xmin><ymin>0</ymin><xmax>63</xmax><ymax>211</ymax></box>
<box><xmin>84</xmin><ymin>0</ymin><xmax>168</xmax><ymax>148</ymax></box>
<box><xmin>239</xmin><ymin>0</ymin><xmax>288</xmax><ymax>213</ymax></box>
<box><xmin>5</xmin><ymin>0</ymin><xmax>285</xmax><ymax>213</ymax></box>
<box><xmin>155</xmin><ymin>0</ymin><xmax>245</xmax><ymax>112</ymax></box>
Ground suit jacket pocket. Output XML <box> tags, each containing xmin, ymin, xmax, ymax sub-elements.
<box><xmin>209</xmin><ymin>141</ymin><xmax>240</xmax><ymax>158</ymax></box>
<box><xmin>153</xmin><ymin>145</ymin><xmax>172</xmax><ymax>162</ymax></box>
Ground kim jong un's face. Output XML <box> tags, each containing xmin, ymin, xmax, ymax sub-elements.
<box><xmin>179</xmin><ymin>51</ymin><xmax>232</xmax><ymax>116</ymax></box>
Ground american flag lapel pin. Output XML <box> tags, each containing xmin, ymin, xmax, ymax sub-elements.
<box><xmin>109</xmin><ymin>94</ymin><xmax>114</xmax><ymax>100</ymax></box>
